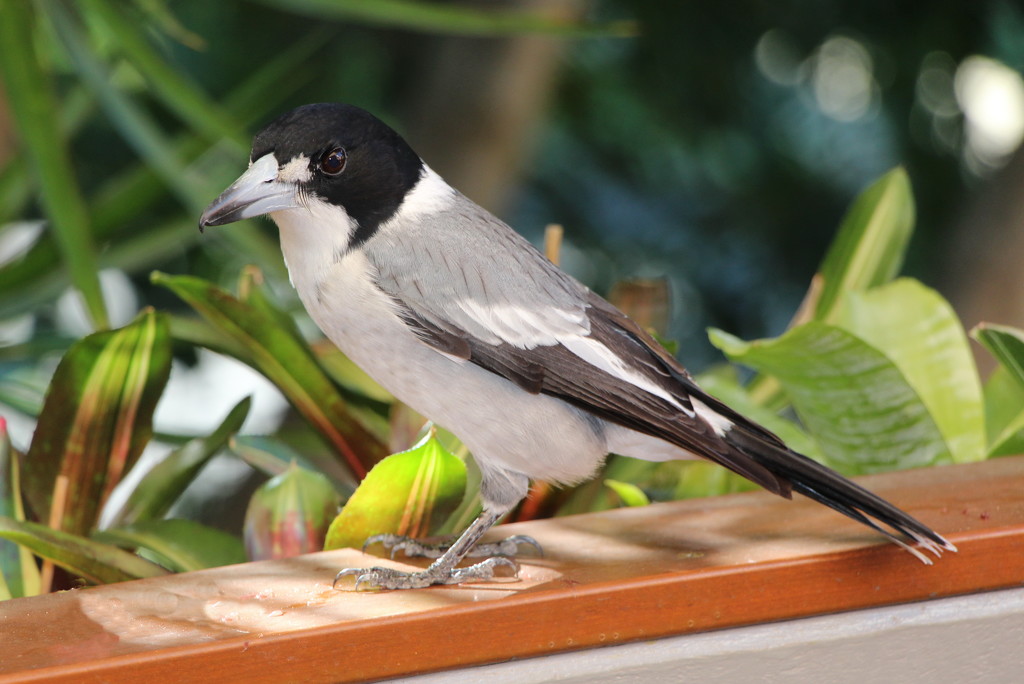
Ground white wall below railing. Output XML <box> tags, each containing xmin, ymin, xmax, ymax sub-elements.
<box><xmin>402</xmin><ymin>586</ymin><xmax>1024</xmax><ymax>683</ymax></box>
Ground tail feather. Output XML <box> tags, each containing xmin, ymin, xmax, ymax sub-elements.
<box><xmin>722</xmin><ymin>424</ymin><xmax>957</xmax><ymax>564</ymax></box>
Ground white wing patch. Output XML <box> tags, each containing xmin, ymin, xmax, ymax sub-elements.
<box><xmin>560</xmin><ymin>335</ymin><xmax>693</xmax><ymax>414</ymax></box>
<box><xmin>456</xmin><ymin>299</ymin><xmax>588</xmax><ymax>348</ymax></box>
<box><xmin>691</xmin><ymin>396</ymin><xmax>733</xmax><ymax>436</ymax></box>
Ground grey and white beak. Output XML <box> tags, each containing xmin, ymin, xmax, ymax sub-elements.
<box><xmin>199</xmin><ymin>153</ymin><xmax>299</xmax><ymax>230</ymax></box>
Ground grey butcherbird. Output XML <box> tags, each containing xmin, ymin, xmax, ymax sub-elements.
<box><xmin>200</xmin><ymin>103</ymin><xmax>955</xmax><ymax>590</ymax></box>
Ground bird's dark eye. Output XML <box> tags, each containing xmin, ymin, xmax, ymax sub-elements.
<box><xmin>319</xmin><ymin>147</ymin><xmax>347</xmax><ymax>176</ymax></box>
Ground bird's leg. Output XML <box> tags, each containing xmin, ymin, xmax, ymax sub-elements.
<box><xmin>335</xmin><ymin>508</ymin><xmax>518</xmax><ymax>590</ymax></box>
<box><xmin>364</xmin><ymin>533</ymin><xmax>542</xmax><ymax>559</ymax></box>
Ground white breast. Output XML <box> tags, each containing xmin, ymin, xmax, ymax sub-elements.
<box><xmin>270</xmin><ymin>204</ymin><xmax>609</xmax><ymax>486</ymax></box>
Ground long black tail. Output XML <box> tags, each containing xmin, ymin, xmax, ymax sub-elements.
<box><xmin>723</xmin><ymin>423</ymin><xmax>956</xmax><ymax>564</ymax></box>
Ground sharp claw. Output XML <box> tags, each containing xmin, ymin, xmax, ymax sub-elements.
<box><xmin>333</xmin><ymin>567</ymin><xmax>359</xmax><ymax>589</ymax></box>
<box><xmin>507</xmin><ymin>535</ymin><xmax>544</xmax><ymax>557</ymax></box>
<box><xmin>361</xmin><ymin>533</ymin><xmax>390</xmax><ymax>553</ymax></box>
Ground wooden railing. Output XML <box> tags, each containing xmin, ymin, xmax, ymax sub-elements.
<box><xmin>2</xmin><ymin>456</ymin><xmax>1023</xmax><ymax>683</ymax></box>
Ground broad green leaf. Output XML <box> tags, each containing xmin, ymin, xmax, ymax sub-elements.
<box><xmin>112</xmin><ymin>397</ymin><xmax>250</xmax><ymax>525</ymax></box>
<box><xmin>696</xmin><ymin>366</ymin><xmax>821</xmax><ymax>459</ymax></box>
<box><xmin>982</xmin><ymin>364</ymin><xmax>1024</xmax><ymax>444</ymax></box>
<box><xmin>255</xmin><ymin>0</ymin><xmax>637</xmax><ymax>37</ymax></box>
<box><xmin>709</xmin><ymin>323</ymin><xmax>952</xmax><ymax>474</ymax></box>
<box><xmin>94</xmin><ymin>519</ymin><xmax>246</xmax><ymax>572</ymax></box>
<box><xmin>0</xmin><ymin>1</ymin><xmax>108</xmax><ymax>328</ymax></box>
<box><xmin>813</xmin><ymin>168</ymin><xmax>915</xmax><ymax>322</ymax></box>
<box><xmin>972</xmin><ymin>323</ymin><xmax>1024</xmax><ymax>391</ymax></box>
<box><xmin>979</xmin><ymin>365</ymin><xmax>1024</xmax><ymax>457</ymax></box>
<box><xmin>604</xmin><ymin>479</ymin><xmax>650</xmax><ymax>507</ymax></box>
<box><xmin>244</xmin><ymin>463</ymin><xmax>343</xmax><ymax>560</ymax></box>
<box><xmin>324</xmin><ymin>434</ymin><xmax>466</xmax><ymax>550</ymax></box>
<box><xmin>987</xmin><ymin>409</ymin><xmax>1024</xmax><ymax>458</ymax></box>
<box><xmin>0</xmin><ymin>419</ymin><xmax>41</xmax><ymax>599</ymax></box>
<box><xmin>835</xmin><ymin>279</ymin><xmax>985</xmax><ymax>463</ymax></box>
<box><xmin>24</xmin><ymin>310</ymin><xmax>171</xmax><ymax>535</ymax></box>
<box><xmin>742</xmin><ymin>169</ymin><xmax>916</xmax><ymax>409</ymax></box>
<box><xmin>152</xmin><ymin>271</ymin><xmax>386</xmax><ymax>479</ymax></box>
<box><xmin>0</xmin><ymin>516</ymin><xmax>167</xmax><ymax>585</ymax></box>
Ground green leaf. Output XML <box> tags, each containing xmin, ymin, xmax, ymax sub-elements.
<box><xmin>979</xmin><ymin>364</ymin><xmax>1024</xmax><ymax>457</ymax></box>
<box><xmin>696</xmin><ymin>366</ymin><xmax>821</xmax><ymax>459</ymax></box>
<box><xmin>0</xmin><ymin>419</ymin><xmax>41</xmax><ymax>599</ymax></box>
<box><xmin>229</xmin><ymin>435</ymin><xmax>354</xmax><ymax>490</ymax></box>
<box><xmin>0</xmin><ymin>516</ymin><xmax>167</xmax><ymax>585</ymax></box>
<box><xmin>982</xmin><ymin>365</ymin><xmax>1024</xmax><ymax>444</ymax></box>
<box><xmin>324</xmin><ymin>433</ymin><xmax>466</xmax><ymax>550</ymax></box>
<box><xmin>835</xmin><ymin>279</ymin><xmax>985</xmax><ymax>463</ymax></box>
<box><xmin>604</xmin><ymin>479</ymin><xmax>650</xmax><ymax>507</ymax></box>
<box><xmin>94</xmin><ymin>519</ymin><xmax>246</xmax><ymax>573</ymax></box>
<box><xmin>814</xmin><ymin>167</ymin><xmax>915</xmax><ymax>322</ymax></box>
<box><xmin>24</xmin><ymin>310</ymin><xmax>172</xmax><ymax>535</ymax></box>
<box><xmin>111</xmin><ymin>397</ymin><xmax>251</xmax><ymax>525</ymax></box>
<box><xmin>987</xmin><ymin>409</ymin><xmax>1024</xmax><ymax>458</ymax></box>
<box><xmin>709</xmin><ymin>322</ymin><xmax>952</xmax><ymax>474</ymax></box>
<box><xmin>972</xmin><ymin>323</ymin><xmax>1024</xmax><ymax>391</ymax></box>
<box><xmin>254</xmin><ymin>0</ymin><xmax>637</xmax><ymax>37</ymax></box>
<box><xmin>244</xmin><ymin>463</ymin><xmax>343</xmax><ymax>560</ymax></box>
<box><xmin>0</xmin><ymin>1</ymin><xmax>108</xmax><ymax>328</ymax></box>
<box><xmin>743</xmin><ymin>169</ymin><xmax>916</xmax><ymax>409</ymax></box>
<box><xmin>152</xmin><ymin>271</ymin><xmax>387</xmax><ymax>479</ymax></box>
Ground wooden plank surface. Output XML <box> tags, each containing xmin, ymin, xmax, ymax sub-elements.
<box><xmin>2</xmin><ymin>456</ymin><xmax>1023</xmax><ymax>683</ymax></box>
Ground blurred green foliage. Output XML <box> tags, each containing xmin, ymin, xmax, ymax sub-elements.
<box><xmin>1</xmin><ymin>0</ymin><xmax>1023</xmax><ymax>597</ymax></box>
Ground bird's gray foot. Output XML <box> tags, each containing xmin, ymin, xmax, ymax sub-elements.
<box><xmin>364</xmin><ymin>533</ymin><xmax>543</xmax><ymax>559</ymax></box>
<box><xmin>334</xmin><ymin>556</ymin><xmax>518</xmax><ymax>591</ymax></box>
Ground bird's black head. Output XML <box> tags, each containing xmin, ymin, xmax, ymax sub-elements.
<box><xmin>200</xmin><ymin>103</ymin><xmax>424</xmax><ymax>244</ymax></box>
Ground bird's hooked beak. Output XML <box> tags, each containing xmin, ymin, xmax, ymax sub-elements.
<box><xmin>198</xmin><ymin>153</ymin><xmax>299</xmax><ymax>231</ymax></box>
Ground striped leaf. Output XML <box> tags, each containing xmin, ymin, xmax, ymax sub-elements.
<box><xmin>153</xmin><ymin>271</ymin><xmax>386</xmax><ymax>480</ymax></box>
<box><xmin>110</xmin><ymin>397</ymin><xmax>250</xmax><ymax>526</ymax></box>
<box><xmin>0</xmin><ymin>516</ymin><xmax>166</xmax><ymax>585</ymax></box>
<box><xmin>95</xmin><ymin>519</ymin><xmax>246</xmax><ymax>573</ymax></box>
<box><xmin>23</xmin><ymin>310</ymin><xmax>171</xmax><ymax>534</ymax></box>
<box><xmin>324</xmin><ymin>433</ymin><xmax>466</xmax><ymax>550</ymax></box>
<box><xmin>710</xmin><ymin>323</ymin><xmax>953</xmax><ymax>474</ymax></box>
<box><xmin>836</xmin><ymin>279</ymin><xmax>984</xmax><ymax>463</ymax></box>
<box><xmin>244</xmin><ymin>463</ymin><xmax>343</xmax><ymax>560</ymax></box>
<box><xmin>0</xmin><ymin>419</ymin><xmax>41</xmax><ymax>599</ymax></box>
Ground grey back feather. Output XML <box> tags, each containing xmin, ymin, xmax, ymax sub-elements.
<box><xmin>365</xmin><ymin>193</ymin><xmax>590</xmax><ymax>349</ymax></box>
